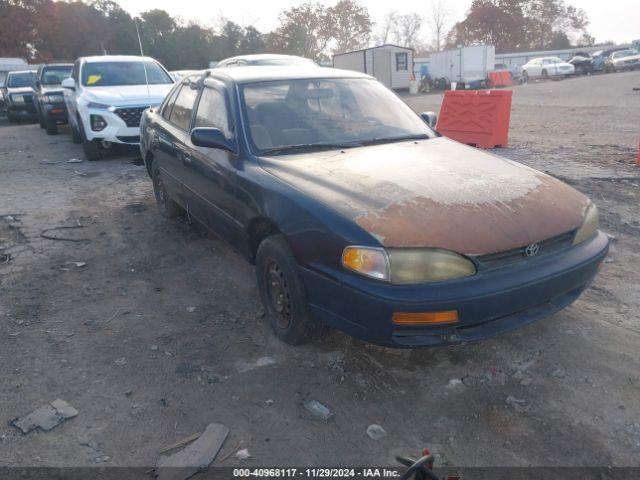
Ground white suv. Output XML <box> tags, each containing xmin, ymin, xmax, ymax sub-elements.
<box><xmin>62</xmin><ymin>55</ymin><xmax>174</xmax><ymax>160</ymax></box>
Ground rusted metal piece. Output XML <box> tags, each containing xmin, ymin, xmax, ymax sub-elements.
<box><xmin>261</xmin><ymin>137</ymin><xmax>589</xmax><ymax>255</ymax></box>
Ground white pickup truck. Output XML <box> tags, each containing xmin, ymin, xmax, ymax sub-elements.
<box><xmin>62</xmin><ymin>55</ymin><xmax>174</xmax><ymax>160</ymax></box>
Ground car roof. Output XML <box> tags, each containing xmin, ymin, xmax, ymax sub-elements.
<box><xmin>42</xmin><ymin>63</ymin><xmax>73</xmax><ymax>68</ymax></box>
<box><xmin>206</xmin><ymin>66</ymin><xmax>372</xmax><ymax>84</ymax></box>
<box><xmin>7</xmin><ymin>70</ymin><xmax>36</xmax><ymax>75</ymax></box>
<box><xmin>81</xmin><ymin>55</ymin><xmax>159</xmax><ymax>64</ymax></box>
<box><xmin>218</xmin><ymin>54</ymin><xmax>314</xmax><ymax>65</ymax></box>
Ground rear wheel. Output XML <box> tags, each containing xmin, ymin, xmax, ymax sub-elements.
<box><xmin>152</xmin><ymin>166</ymin><xmax>181</xmax><ymax>218</ymax></box>
<box><xmin>256</xmin><ymin>234</ymin><xmax>317</xmax><ymax>345</ymax></box>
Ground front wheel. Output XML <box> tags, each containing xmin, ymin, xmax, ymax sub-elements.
<box><xmin>541</xmin><ymin>69</ymin><xmax>548</xmax><ymax>79</ymax></box>
<box><xmin>44</xmin><ymin>117</ymin><xmax>58</xmax><ymax>135</ymax></box>
<box><xmin>256</xmin><ymin>235</ymin><xmax>317</xmax><ymax>345</ymax></box>
<box><xmin>79</xmin><ymin>119</ymin><xmax>102</xmax><ymax>161</ymax></box>
<box><xmin>70</xmin><ymin>118</ymin><xmax>82</xmax><ymax>144</ymax></box>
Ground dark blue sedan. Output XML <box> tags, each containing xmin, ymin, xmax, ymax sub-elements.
<box><xmin>139</xmin><ymin>66</ymin><xmax>608</xmax><ymax>347</ymax></box>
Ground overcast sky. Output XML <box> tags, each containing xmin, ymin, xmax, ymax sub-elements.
<box><xmin>122</xmin><ymin>0</ymin><xmax>639</xmax><ymax>45</ymax></box>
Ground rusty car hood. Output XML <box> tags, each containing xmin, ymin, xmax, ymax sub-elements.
<box><xmin>259</xmin><ymin>137</ymin><xmax>590</xmax><ymax>255</ymax></box>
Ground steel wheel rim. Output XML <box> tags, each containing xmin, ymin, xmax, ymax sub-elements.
<box><xmin>264</xmin><ymin>259</ymin><xmax>292</xmax><ymax>329</ymax></box>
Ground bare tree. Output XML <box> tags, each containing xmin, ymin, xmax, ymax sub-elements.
<box><xmin>373</xmin><ymin>11</ymin><xmax>397</xmax><ymax>45</ymax></box>
<box><xmin>427</xmin><ymin>0</ymin><xmax>451</xmax><ymax>52</ymax></box>
<box><xmin>392</xmin><ymin>13</ymin><xmax>422</xmax><ymax>49</ymax></box>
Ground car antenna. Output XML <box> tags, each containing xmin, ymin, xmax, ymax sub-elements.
<box><xmin>134</xmin><ymin>17</ymin><xmax>151</xmax><ymax>106</ymax></box>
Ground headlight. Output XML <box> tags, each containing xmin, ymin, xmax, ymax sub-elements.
<box><xmin>11</xmin><ymin>94</ymin><xmax>24</xmax><ymax>103</ymax></box>
<box><xmin>86</xmin><ymin>101</ymin><xmax>111</xmax><ymax>110</ymax></box>
<box><xmin>42</xmin><ymin>94</ymin><xmax>64</xmax><ymax>103</ymax></box>
<box><xmin>573</xmin><ymin>203</ymin><xmax>599</xmax><ymax>245</ymax></box>
<box><xmin>342</xmin><ymin>246</ymin><xmax>389</xmax><ymax>281</ymax></box>
<box><xmin>387</xmin><ymin>248</ymin><xmax>476</xmax><ymax>284</ymax></box>
<box><xmin>342</xmin><ymin>246</ymin><xmax>476</xmax><ymax>284</ymax></box>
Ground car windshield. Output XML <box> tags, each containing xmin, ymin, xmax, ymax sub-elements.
<box><xmin>81</xmin><ymin>61</ymin><xmax>172</xmax><ymax>87</ymax></box>
<box><xmin>7</xmin><ymin>72</ymin><xmax>36</xmax><ymax>88</ymax></box>
<box><xmin>612</xmin><ymin>50</ymin><xmax>636</xmax><ymax>58</ymax></box>
<box><xmin>41</xmin><ymin>66</ymin><xmax>72</xmax><ymax>85</ymax></box>
<box><xmin>240</xmin><ymin>78</ymin><xmax>433</xmax><ymax>154</ymax></box>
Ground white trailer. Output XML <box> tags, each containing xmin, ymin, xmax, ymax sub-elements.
<box><xmin>0</xmin><ymin>58</ymin><xmax>28</xmax><ymax>86</ymax></box>
<box><xmin>333</xmin><ymin>44</ymin><xmax>413</xmax><ymax>90</ymax></box>
<box><xmin>428</xmin><ymin>45</ymin><xmax>495</xmax><ymax>88</ymax></box>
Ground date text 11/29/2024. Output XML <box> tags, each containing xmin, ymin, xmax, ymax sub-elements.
<box><xmin>233</xmin><ymin>468</ymin><xmax>403</xmax><ymax>478</ymax></box>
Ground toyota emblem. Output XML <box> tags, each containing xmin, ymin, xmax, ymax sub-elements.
<box><xmin>525</xmin><ymin>243</ymin><xmax>540</xmax><ymax>257</ymax></box>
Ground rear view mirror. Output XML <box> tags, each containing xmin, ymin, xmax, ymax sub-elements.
<box><xmin>191</xmin><ymin>128</ymin><xmax>234</xmax><ymax>152</ymax></box>
<box><xmin>420</xmin><ymin>111</ymin><xmax>438</xmax><ymax>128</ymax></box>
<box><xmin>61</xmin><ymin>78</ymin><xmax>75</xmax><ymax>90</ymax></box>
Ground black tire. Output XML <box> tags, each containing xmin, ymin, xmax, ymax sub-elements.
<box><xmin>70</xmin><ymin>119</ymin><xmax>82</xmax><ymax>144</ymax></box>
<box><xmin>44</xmin><ymin>117</ymin><xmax>58</xmax><ymax>135</ymax></box>
<box><xmin>79</xmin><ymin>120</ymin><xmax>102</xmax><ymax>161</ymax></box>
<box><xmin>152</xmin><ymin>166</ymin><xmax>181</xmax><ymax>218</ymax></box>
<box><xmin>256</xmin><ymin>234</ymin><xmax>317</xmax><ymax>345</ymax></box>
<box><xmin>541</xmin><ymin>69</ymin><xmax>548</xmax><ymax>79</ymax></box>
<box><xmin>38</xmin><ymin>108</ymin><xmax>45</xmax><ymax>129</ymax></box>
<box><xmin>521</xmin><ymin>71</ymin><xmax>529</xmax><ymax>83</ymax></box>
<box><xmin>7</xmin><ymin>113</ymin><xmax>18</xmax><ymax>123</ymax></box>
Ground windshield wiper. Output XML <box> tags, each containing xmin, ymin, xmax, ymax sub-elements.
<box><xmin>359</xmin><ymin>134</ymin><xmax>430</xmax><ymax>146</ymax></box>
<box><xmin>260</xmin><ymin>142</ymin><xmax>362</xmax><ymax>156</ymax></box>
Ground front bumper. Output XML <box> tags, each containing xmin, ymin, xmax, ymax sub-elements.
<box><xmin>43</xmin><ymin>103</ymin><xmax>68</xmax><ymax>124</ymax></box>
<box><xmin>81</xmin><ymin>107</ymin><xmax>146</xmax><ymax>145</ymax></box>
<box><xmin>8</xmin><ymin>103</ymin><xmax>37</xmax><ymax>117</ymax></box>
<box><xmin>300</xmin><ymin>231</ymin><xmax>609</xmax><ymax>347</ymax></box>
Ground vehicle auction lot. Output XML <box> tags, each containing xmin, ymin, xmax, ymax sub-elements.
<box><xmin>1</xmin><ymin>71</ymin><xmax>639</xmax><ymax>468</ymax></box>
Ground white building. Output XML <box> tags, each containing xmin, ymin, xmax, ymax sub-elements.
<box><xmin>333</xmin><ymin>44</ymin><xmax>413</xmax><ymax>89</ymax></box>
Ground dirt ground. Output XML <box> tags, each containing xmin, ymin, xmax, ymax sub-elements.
<box><xmin>1</xmin><ymin>71</ymin><xmax>639</xmax><ymax>470</ymax></box>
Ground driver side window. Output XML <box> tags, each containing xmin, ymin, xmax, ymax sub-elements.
<box><xmin>194</xmin><ymin>87</ymin><xmax>231</xmax><ymax>138</ymax></box>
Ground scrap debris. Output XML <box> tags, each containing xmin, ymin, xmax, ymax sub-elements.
<box><xmin>11</xmin><ymin>399</ymin><xmax>78</xmax><ymax>434</ymax></box>
<box><xmin>155</xmin><ymin>422</ymin><xmax>229</xmax><ymax>480</ymax></box>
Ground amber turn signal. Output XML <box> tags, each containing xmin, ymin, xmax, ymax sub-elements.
<box><xmin>392</xmin><ymin>310</ymin><xmax>459</xmax><ymax>326</ymax></box>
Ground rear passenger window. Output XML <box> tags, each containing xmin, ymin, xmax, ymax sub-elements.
<box><xmin>161</xmin><ymin>85</ymin><xmax>181</xmax><ymax>121</ymax></box>
<box><xmin>169</xmin><ymin>84</ymin><xmax>198</xmax><ymax>130</ymax></box>
<box><xmin>194</xmin><ymin>87</ymin><xmax>231</xmax><ymax>137</ymax></box>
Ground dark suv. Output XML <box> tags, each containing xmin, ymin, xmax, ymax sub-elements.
<box><xmin>2</xmin><ymin>70</ymin><xmax>37</xmax><ymax>123</ymax></box>
<box><xmin>33</xmin><ymin>63</ymin><xmax>73</xmax><ymax>134</ymax></box>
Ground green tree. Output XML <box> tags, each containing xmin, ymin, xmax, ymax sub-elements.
<box><xmin>273</xmin><ymin>2</ymin><xmax>332</xmax><ymax>60</ymax></box>
<box><xmin>327</xmin><ymin>0</ymin><xmax>371</xmax><ymax>54</ymax></box>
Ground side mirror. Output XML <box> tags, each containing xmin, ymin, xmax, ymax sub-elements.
<box><xmin>420</xmin><ymin>111</ymin><xmax>438</xmax><ymax>128</ymax></box>
<box><xmin>191</xmin><ymin>127</ymin><xmax>234</xmax><ymax>152</ymax></box>
<box><xmin>61</xmin><ymin>78</ymin><xmax>75</xmax><ymax>90</ymax></box>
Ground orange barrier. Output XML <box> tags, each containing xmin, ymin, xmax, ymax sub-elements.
<box><xmin>487</xmin><ymin>70</ymin><xmax>513</xmax><ymax>88</ymax></box>
<box><xmin>436</xmin><ymin>90</ymin><xmax>512</xmax><ymax>149</ymax></box>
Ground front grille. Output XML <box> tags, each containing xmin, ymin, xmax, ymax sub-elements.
<box><xmin>23</xmin><ymin>94</ymin><xmax>34</xmax><ymax>105</ymax></box>
<box><xmin>474</xmin><ymin>230</ymin><xmax>576</xmax><ymax>271</ymax></box>
<box><xmin>114</xmin><ymin>106</ymin><xmax>147</xmax><ymax>127</ymax></box>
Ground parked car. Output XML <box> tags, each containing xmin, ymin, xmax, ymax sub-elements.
<box><xmin>33</xmin><ymin>63</ymin><xmax>72</xmax><ymax>135</ymax></box>
<box><xmin>521</xmin><ymin>57</ymin><xmax>574</xmax><ymax>81</ymax></box>
<box><xmin>61</xmin><ymin>55</ymin><xmax>174</xmax><ymax>161</ymax></box>
<box><xmin>567</xmin><ymin>52</ymin><xmax>593</xmax><ymax>75</ymax></box>
<box><xmin>139</xmin><ymin>67</ymin><xmax>608</xmax><ymax>348</ymax></box>
<box><xmin>605</xmin><ymin>49</ymin><xmax>640</xmax><ymax>72</ymax></box>
<box><xmin>216</xmin><ymin>54</ymin><xmax>316</xmax><ymax>68</ymax></box>
<box><xmin>169</xmin><ymin>70</ymin><xmax>202</xmax><ymax>82</ymax></box>
<box><xmin>2</xmin><ymin>70</ymin><xmax>37</xmax><ymax>123</ymax></box>
<box><xmin>591</xmin><ymin>47</ymin><xmax>628</xmax><ymax>72</ymax></box>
